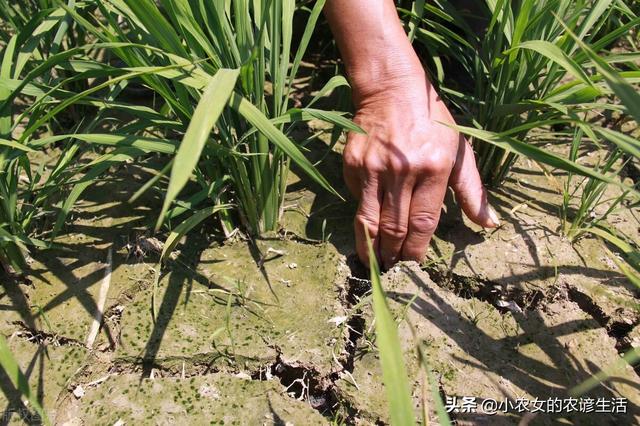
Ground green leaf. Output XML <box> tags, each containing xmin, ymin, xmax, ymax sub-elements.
<box><xmin>365</xmin><ymin>232</ymin><xmax>416</xmax><ymax>426</ymax></box>
<box><xmin>229</xmin><ymin>92</ymin><xmax>342</xmax><ymax>200</ymax></box>
<box><xmin>291</xmin><ymin>108</ymin><xmax>364</xmax><ymax>134</ymax></box>
<box><xmin>508</xmin><ymin>40</ymin><xmax>594</xmax><ymax>88</ymax></box>
<box><xmin>593</xmin><ymin>127</ymin><xmax>640</xmax><ymax>160</ymax></box>
<box><xmin>157</xmin><ymin>68</ymin><xmax>239</xmax><ymax>230</ymax></box>
<box><xmin>308</xmin><ymin>75</ymin><xmax>350</xmax><ymax>107</ymax></box>
<box><xmin>0</xmin><ymin>138</ymin><xmax>34</xmax><ymax>152</ymax></box>
<box><xmin>453</xmin><ymin>124</ymin><xmax>639</xmax><ymax>197</ymax></box>
<box><xmin>29</xmin><ymin>133</ymin><xmax>179</xmax><ymax>154</ymax></box>
<box><xmin>557</xmin><ymin>15</ymin><xmax>640</xmax><ymax>124</ymax></box>
<box><xmin>53</xmin><ymin>148</ymin><xmax>145</xmax><ymax>237</ymax></box>
<box><xmin>161</xmin><ymin>204</ymin><xmax>231</xmax><ymax>262</ymax></box>
<box><xmin>0</xmin><ymin>334</ymin><xmax>50</xmax><ymax>425</ymax></box>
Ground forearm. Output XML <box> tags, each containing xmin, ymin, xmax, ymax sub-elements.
<box><xmin>324</xmin><ymin>0</ymin><xmax>428</xmax><ymax>105</ymax></box>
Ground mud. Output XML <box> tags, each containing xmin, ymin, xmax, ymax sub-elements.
<box><xmin>0</xmin><ymin>135</ymin><xmax>638</xmax><ymax>424</ymax></box>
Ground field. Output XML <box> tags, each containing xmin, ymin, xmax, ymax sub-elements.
<box><xmin>0</xmin><ymin>1</ymin><xmax>639</xmax><ymax>425</ymax></box>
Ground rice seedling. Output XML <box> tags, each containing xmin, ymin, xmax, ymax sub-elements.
<box><xmin>0</xmin><ymin>334</ymin><xmax>50</xmax><ymax>425</ymax></box>
<box><xmin>366</xmin><ymin>231</ymin><xmax>416</xmax><ymax>426</ymax></box>
<box><xmin>0</xmin><ymin>4</ymin><xmax>90</xmax><ymax>273</ymax></box>
<box><xmin>559</xmin><ymin>126</ymin><xmax>632</xmax><ymax>241</ymax></box>
<box><xmin>405</xmin><ymin>0</ymin><xmax>639</xmax><ymax>186</ymax></box>
<box><xmin>557</xmin><ymin>23</ymin><xmax>640</xmax><ymax>285</ymax></box>
<box><xmin>400</xmin><ymin>1</ymin><xmax>640</xmax><ymax>285</ymax></box>
<box><xmin>366</xmin><ymin>231</ymin><xmax>453</xmax><ymax>425</ymax></box>
<box><xmin>52</xmin><ymin>0</ymin><xmax>360</xmax><ymax>239</ymax></box>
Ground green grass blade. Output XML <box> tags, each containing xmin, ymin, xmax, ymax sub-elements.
<box><xmin>0</xmin><ymin>138</ymin><xmax>34</xmax><ymax>152</ymax></box>
<box><xmin>0</xmin><ymin>228</ymin><xmax>49</xmax><ymax>249</ymax></box>
<box><xmin>29</xmin><ymin>133</ymin><xmax>180</xmax><ymax>154</ymax></box>
<box><xmin>157</xmin><ymin>68</ymin><xmax>239</xmax><ymax>230</ymax></box>
<box><xmin>307</xmin><ymin>75</ymin><xmax>350</xmax><ymax>107</ymax></box>
<box><xmin>508</xmin><ymin>40</ymin><xmax>594</xmax><ymax>88</ymax></box>
<box><xmin>408</xmin><ymin>0</ymin><xmax>426</xmax><ymax>43</ymax></box>
<box><xmin>53</xmin><ymin>148</ymin><xmax>145</xmax><ymax>237</ymax></box>
<box><xmin>569</xmin><ymin>348</ymin><xmax>640</xmax><ymax>397</ymax></box>
<box><xmin>0</xmin><ymin>334</ymin><xmax>50</xmax><ymax>426</ymax></box>
<box><xmin>293</xmin><ymin>108</ymin><xmax>364</xmax><ymax>134</ymax></box>
<box><xmin>593</xmin><ymin>127</ymin><xmax>640</xmax><ymax>159</ymax></box>
<box><xmin>288</xmin><ymin>0</ymin><xmax>326</xmax><ymax>90</ymax></box>
<box><xmin>585</xmin><ymin>226</ymin><xmax>640</xmax><ymax>275</ymax></box>
<box><xmin>557</xmin><ymin>14</ymin><xmax>640</xmax><ymax>124</ymax></box>
<box><xmin>160</xmin><ymin>204</ymin><xmax>231</xmax><ymax>262</ymax></box>
<box><xmin>229</xmin><ymin>92</ymin><xmax>342</xmax><ymax>200</ymax></box>
<box><xmin>365</xmin><ymin>231</ymin><xmax>416</xmax><ymax>426</ymax></box>
<box><xmin>453</xmin><ymin>124</ymin><xmax>640</xmax><ymax>197</ymax></box>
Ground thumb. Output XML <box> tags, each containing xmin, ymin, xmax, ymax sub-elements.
<box><xmin>449</xmin><ymin>136</ymin><xmax>500</xmax><ymax>228</ymax></box>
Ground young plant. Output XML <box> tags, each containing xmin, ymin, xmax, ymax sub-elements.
<box><xmin>0</xmin><ymin>334</ymin><xmax>50</xmax><ymax>425</ymax></box>
<box><xmin>406</xmin><ymin>0</ymin><xmax>639</xmax><ymax>185</ymax></box>
<box><xmin>365</xmin><ymin>232</ymin><xmax>452</xmax><ymax>425</ymax></box>
<box><xmin>0</xmin><ymin>4</ymin><xmax>89</xmax><ymax>272</ymax></box>
<box><xmin>55</xmin><ymin>0</ymin><xmax>360</xmax><ymax>239</ymax></box>
<box><xmin>560</xmin><ymin>126</ymin><xmax>633</xmax><ymax>241</ymax></box>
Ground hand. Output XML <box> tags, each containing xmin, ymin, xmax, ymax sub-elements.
<box><xmin>324</xmin><ymin>0</ymin><xmax>499</xmax><ymax>268</ymax></box>
<box><xmin>344</xmin><ymin>73</ymin><xmax>500</xmax><ymax>268</ymax></box>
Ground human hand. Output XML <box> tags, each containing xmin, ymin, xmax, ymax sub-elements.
<box><xmin>343</xmin><ymin>72</ymin><xmax>500</xmax><ymax>268</ymax></box>
<box><xmin>324</xmin><ymin>0</ymin><xmax>499</xmax><ymax>268</ymax></box>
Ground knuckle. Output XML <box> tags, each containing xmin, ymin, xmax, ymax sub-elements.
<box><xmin>409</xmin><ymin>211</ymin><xmax>439</xmax><ymax>233</ymax></box>
<box><xmin>363</xmin><ymin>152</ymin><xmax>386</xmax><ymax>175</ymax></box>
<box><xmin>343</xmin><ymin>149</ymin><xmax>362</xmax><ymax>170</ymax></box>
<box><xmin>423</xmin><ymin>151</ymin><xmax>454</xmax><ymax>174</ymax></box>
<box><xmin>387</xmin><ymin>154</ymin><xmax>412</xmax><ymax>174</ymax></box>
<box><xmin>378</xmin><ymin>221</ymin><xmax>408</xmax><ymax>240</ymax></box>
<box><xmin>355</xmin><ymin>214</ymin><xmax>379</xmax><ymax>237</ymax></box>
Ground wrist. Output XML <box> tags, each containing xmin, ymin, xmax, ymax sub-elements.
<box><xmin>343</xmin><ymin>36</ymin><xmax>429</xmax><ymax>107</ymax></box>
<box><xmin>349</xmin><ymin>58</ymin><xmax>430</xmax><ymax>108</ymax></box>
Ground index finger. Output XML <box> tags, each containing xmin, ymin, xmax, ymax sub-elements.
<box><xmin>354</xmin><ymin>175</ymin><xmax>383</xmax><ymax>267</ymax></box>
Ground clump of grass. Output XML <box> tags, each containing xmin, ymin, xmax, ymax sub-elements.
<box><xmin>51</xmin><ymin>0</ymin><xmax>360</xmax><ymax>239</ymax></box>
<box><xmin>0</xmin><ymin>3</ymin><xmax>91</xmax><ymax>272</ymax></box>
<box><xmin>406</xmin><ymin>0</ymin><xmax>639</xmax><ymax>185</ymax></box>
<box><xmin>404</xmin><ymin>1</ymin><xmax>640</xmax><ymax>285</ymax></box>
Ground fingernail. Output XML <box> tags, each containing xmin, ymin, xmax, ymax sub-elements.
<box><xmin>488</xmin><ymin>205</ymin><xmax>501</xmax><ymax>227</ymax></box>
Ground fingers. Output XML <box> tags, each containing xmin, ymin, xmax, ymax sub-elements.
<box><xmin>353</xmin><ymin>175</ymin><xmax>383</xmax><ymax>267</ymax></box>
<box><xmin>449</xmin><ymin>136</ymin><xmax>500</xmax><ymax>228</ymax></box>
<box><xmin>401</xmin><ymin>176</ymin><xmax>449</xmax><ymax>262</ymax></box>
<box><xmin>378</xmin><ymin>177</ymin><xmax>414</xmax><ymax>269</ymax></box>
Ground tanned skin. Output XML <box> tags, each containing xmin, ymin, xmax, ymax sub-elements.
<box><xmin>324</xmin><ymin>0</ymin><xmax>500</xmax><ymax>269</ymax></box>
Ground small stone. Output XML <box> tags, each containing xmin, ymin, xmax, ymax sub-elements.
<box><xmin>328</xmin><ymin>316</ymin><xmax>347</xmax><ymax>326</ymax></box>
<box><xmin>198</xmin><ymin>384</ymin><xmax>220</xmax><ymax>400</ymax></box>
<box><xmin>288</xmin><ymin>262</ymin><xmax>297</xmax><ymax>269</ymax></box>
<box><xmin>72</xmin><ymin>385</ymin><xmax>85</xmax><ymax>399</ymax></box>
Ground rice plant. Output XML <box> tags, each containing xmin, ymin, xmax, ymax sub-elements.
<box><xmin>557</xmin><ymin>29</ymin><xmax>640</xmax><ymax>285</ymax></box>
<box><xmin>405</xmin><ymin>0</ymin><xmax>639</xmax><ymax>186</ymax></box>
<box><xmin>366</xmin><ymin>231</ymin><xmax>453</xmax><ymax>425</ymax></box>
<box><xmin>560</xmin><ymin>127</ymin><xmax>631</xmax><ymax>240</ymax></box>
<box><xmin>0</xmin><ymin>3</ymin><xmax>89</xmax><ymax>273</ymax></box>
<box><xmin>0</xmin><ymin>334</ymin><xmax>50</xmax><ymax>425</ymax></box>
<box><xmin>53</xmin><ymin>0</ymin><xmax>359</xmax><ymax>238</ymax></box>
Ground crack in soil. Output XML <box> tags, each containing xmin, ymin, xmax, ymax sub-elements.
<box><xmin>423</xmin><ymin>266</ymin><xmax>640</xmax><ymax>376</ymax></box>
<box><xmin>12</xmin><ymin>320</ymin><xmax>85</xmax><ymax>348</ymax></box>
<box><xmin>423</xmin><ymin>265</ymin><xmax>546</xmax><ymax>313</ymax></box>
<box><xmin>565</xmin><ymin>285</ymin><xmax>640</xmax><ymax>375</ymax></box>
<box><xmin>54</xmin><ymin>253</ymin><xmax>371</xmax><ymax>424</ymax></box>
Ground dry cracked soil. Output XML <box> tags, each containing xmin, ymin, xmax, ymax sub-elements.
<box><xmin>1</xmin><ymin>126</ymin><xmax>639</xmax><ymax>425</ymax></box>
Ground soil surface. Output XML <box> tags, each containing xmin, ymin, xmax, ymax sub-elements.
<box><xmin>1</xmin><ymin>123</ymin><xmax>639</xmax><ymax>425</ymax></box>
